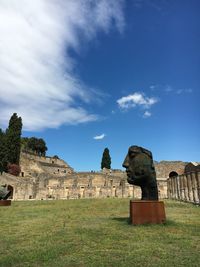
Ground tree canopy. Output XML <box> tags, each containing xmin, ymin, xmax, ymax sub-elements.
<box><xmin>22</xmin><ymin>137</ymin><xmax>47</xmax><ymax>156</ymax></box>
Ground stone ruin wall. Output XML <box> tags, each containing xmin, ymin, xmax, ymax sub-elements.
<box><xmin>167</xmin><ymin>165</ymin><xmax>200</xmax><ymax>205</ymax></box>
<box><xmin>1</xmin><ymin>152</ymin><xmax>190</xmax><ymax>201</ymax></box>
<box><xmin>154</xmin><ymin>161</ymin><xmax>186</xmax><ymax>178</ymax></box>
<box><xmin>20</xmin><ymin>152</ymin><xmax>73</xmax><ymax>177</ymax></box>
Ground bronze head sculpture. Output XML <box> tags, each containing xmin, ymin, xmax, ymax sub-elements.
<box><xmin>0</xmin><ymin>185</ymin><xmax>11</xmax><ymax>200</ymax></box>
<box><xmin>123</xmin><ymin>146</ymin><xmax>158</xmax><ymax>200</ymax></box>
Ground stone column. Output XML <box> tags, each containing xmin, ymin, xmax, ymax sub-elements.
<box><xmin>191</xmin><ymin>172</ymin><xmax>198</xmax><ymax>204</ymax></box>
<box><xmin>181</xmin><ymin>174</ymin><xmax>185</xmax><ymax>201</ymax></box>
<box><xmin>172</xmin><ymin>177</ymin><xmax>176</xmax><ymax>199</ymax></box>
<box><xmin>183</xmin><ymin>174</ymin><xmax>188</xmax><ymax>201</ymax></box>
<box><xmin>196</xmin><ymin>172</ymin><xmax>200</xmax><ymax>204</ymax></box>
<box><xmin>121</xmin><ymin>179</ymin><xmax>125</xmax><ymax>198</ymax></box>
<box><xmin>176</xmin><ymin>176</ymin><xmax>180</xmax><ymax>200</ymax></box>
<box><xmin>169</xmin><ymin>178</ymin><xmax>173</xmax><ymax>198</ymax></box>
<box><xmin>167</xmin><ymin>178</ymin><xmax>170</xmax><ymax>198</ymax></box>
<box><xmin>179</xmin><ymin>175</ymin><xmax>184</xmax><ymax>201</ymax></box>
<box><xmin>174</xmin><ymin>176</ymin><xmax>178</xmax><ymax>199</ymax></box>
<box><xmin>169</xmin><ymin>177</ymin><xmax>173</xmax><ymax>199</ymax></box>
<box><xmin>186</xmin><ymin>173</ymin><xmax>193</xmax><ymax>202</ymax></box>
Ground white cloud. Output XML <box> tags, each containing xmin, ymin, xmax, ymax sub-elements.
<box><xmin>0</xmin><ymin>0</ymin><xmax>125</xmax><ymax>131</ymax></box>
<box><xmin>150</xmin><ymin>85</ymin><xmax>156</xmax><ymax>90</ymax></box>
<box><xmin>143</xmin><ymin>111</ymin><xmax>151</xmax><ymax>118</ymax></box>
<box><xmin>117</xmin><ymin>92</ymin><xmax>158</xmax><ymax>109</ymax></box>
<box><xmin>176</xmin><ymin>88</ymin><xmax>193</xmax><ymax>94</ymax></box>
<box><xmin>176</xmin><ymin>89</ymin><xmax>183</xmax><ymax>94</ymax></box>
<box><xmin>164</xmin><ymin>85</ymin><xmax>193</xmax><ymax>95</ymax></box>
<box><xmin>165</xmin><ymin>85</ymin><xmax>173</xmax><ymax>93</ymax></box>
<box><xmin>150</xmin><ymin>84</ymin><xmax>160</xmax><ymax>91</ymax></box>
<box><xmin>93</xmin><ymin>133</ymin><xmax>106</xmax><ymax>140</ymax></box>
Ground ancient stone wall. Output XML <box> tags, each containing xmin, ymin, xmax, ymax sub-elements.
<box><xmin>33</xmin><ymin>172</ymin><xmax>134</xmax><ymax>200</ymax></box>
<box><xmin>0</xmin><ymin>172</ymin><xmax>35</xmax><ymax>200</ymax></box>
<box><xmin>1</xmin><ymin>152</ymin><xmax>192</xmax><ymax>201</ymax></box>
<box><xmin>20</xmin><ymin>152</ymin><xmax>73</xmax><ymax>177</ymax></box>
<box><xmin>154</xmin><ymin>161</ymin><xmax>186</xmax><ymax>178</ymax></box>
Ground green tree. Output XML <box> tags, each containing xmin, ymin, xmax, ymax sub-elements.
<box><xmin>5</xmin><ymin>113</ymin><xmax>22</xmax><ymax>166</ymax></box>
<box><xmin>36</xmin><ymin>138</ymin><xmax>47</xmax><ymax>156</ymax></box>
<box><xmin>21</xmin><ymin>137</ymin><xmax>29</xmax><ymax>151</ymax></box>
<box><xmin>0</xmin><ymin>129</ymin><xmax>7</xmax><ymax>173</ymax></box>
<box><xmin>101</xmin><ymin>148</ymin><xmax>111</xmax><ymax>169</ymax></box>
<box><xmin>26</xmin><ymin>137</ymin><xmax>38</xmax><ymax>152</ymax></box>
<box><xmin>26</xmin><ymin>137</ymin><xmax>47</xmax><ymax>156</ymax></box>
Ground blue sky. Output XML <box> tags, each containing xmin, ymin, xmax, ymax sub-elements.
<box><xmin>0</xmin><ymin>0</ymin><xmax>199</xmax><ymax>171</ymax></box>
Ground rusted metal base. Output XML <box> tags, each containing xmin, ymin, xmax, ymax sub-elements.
<box><xmin>130</xmin><ymin>200</ymin><xmax>166</xmax><ymax>225</ymax></box>
<box><xmin>0</xmin><ymin>200</ymin><xmax>11</xmax><ymax>206</ymax></box>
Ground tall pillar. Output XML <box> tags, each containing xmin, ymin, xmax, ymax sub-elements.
<box><xmin>181</xmin><ymin>175</ymin><xmax>185</xmax><ymax>201</ymax></box>
<box><xmin>186</xmin><ymin>173</ymin><xmax>193</xmax><ymax>202</ymax></box>
<box><xmin>170</xmin><ymin>178</ymin><xmax>173</xmax><ymax>198</ymax></box>
<box><xmin>179</xmin><ymin>175</ymin><xmax>184</xmax><ymax>201</ymax></box>
<box><xmin>183</xmin><ymin>174</ymin><xmax>188</xmax><ymax>201</ymax></box>
<box><xmin>196</xmin><ymin>172</ymin><xmax>200</xmax><ymax>204</ymax></box>
<box><xmin>173</xmin><ymin>177</ymin><xmax>177</xmax><ymax>199</ymax></box>
<box><xmin>176</xmin><ymin>176</ymin><xmax>180</xmax><ymax>200</ymax></box>
<box><xmin>191</xmin><ymin>172</ymin><xmax>198</xmax><ymax>204</ymax></box>
<box><xmin>174</xmin><ymin>176</ymin><xmax>178</xmax><ymax>199</ymax></box>
<box><xmin>167</xmin><ymin>178</ymin><xmax>171</xmax><ymax>198</ymax></box>
<box><xmin>170</xmin><ymin>177</ymin><xmax>175</xmax><ymax>199</ymax></box>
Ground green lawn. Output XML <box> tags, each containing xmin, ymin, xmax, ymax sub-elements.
<box><xmin>0</xmin><ymin>199</ymin><xmax>199</xmax><ymax>267</ymax></box>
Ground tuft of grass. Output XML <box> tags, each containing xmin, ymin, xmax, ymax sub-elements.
<box><xmin>0</xmin><ymin>199</ymin><xmax>199</xmax><ymax>267</ymax></box>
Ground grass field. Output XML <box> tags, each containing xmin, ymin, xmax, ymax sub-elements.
<box><xmin>0</xmin><ymin>198</ymin><xmax>199</xmax><ymax>267</ymax></box>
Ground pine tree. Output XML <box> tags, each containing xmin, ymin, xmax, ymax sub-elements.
<box><xmin>101</xmin><ymin>148</ymin><xmax>111</xmax><ymax>169</ymax></box>
<box><xmin>26</xmin><ymin>137</ymin><xmax>47</xmax><ymax>156</ymax></box>
<box><xmin>6</xmin><ymin>113</ymin><xmax>22</xmax><ymax>166</ymax></box>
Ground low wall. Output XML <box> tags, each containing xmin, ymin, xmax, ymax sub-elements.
<box><xmin>167</xmin><ymin>171</ymin><xmax>200</xmax><ymax>204</ymax></box>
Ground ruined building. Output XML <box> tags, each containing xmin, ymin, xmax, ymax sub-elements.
<box><xmin>0</xmin><ymin>152</ymin><xmax>191</xmax><ymax>201</ymax></box>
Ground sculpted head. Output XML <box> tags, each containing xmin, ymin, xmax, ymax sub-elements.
<box><xmin>122</xmin><ymin>145</ymin><xmax>158</xmax><ymax>200</ymax></box>
<box><xmin>0</xmin><ymin>184</ymin><xmax>11</xmax><ymax>200</ymax></box>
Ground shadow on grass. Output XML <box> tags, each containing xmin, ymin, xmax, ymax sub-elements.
<box><xmin>112</xmin><ymin>217</ymin><xmax>130</xmax><ymax>225</ymax></box>
<box><xmin>163</xmin><ymin>219</ymin><xmax>179</xmax><ymax>226</ymax></box>
<box><xmin>112</xmin><ymin>217</ymin><xmax>181</xmax><ymax>228</ymax></box>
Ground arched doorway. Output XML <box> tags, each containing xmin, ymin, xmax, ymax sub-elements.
<box><xmin>169</xmin><ymin>171</ymin><xmax>178</xmax><ymax>178</ymax></box>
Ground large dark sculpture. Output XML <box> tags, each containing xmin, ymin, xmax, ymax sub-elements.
<box><xmin>123</xmin><ymin>145</ymin><xmax>158</xmax><ymax>200</ymax></box>
<box><xmin>0</xmin><ymin>185</ymin><xmax>11</xmax><ymax>200</ymax></box>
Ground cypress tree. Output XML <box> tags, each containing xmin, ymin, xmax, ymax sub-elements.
<box><xmin>0</xmin><ymin>129</ymin><xmax>6</xmax><ymax>173</ymax></box>
<box><xmin>101</xmin><ymin>148</ymin><xmax>111</xmax><ymax>169</ymax></box>
<box><xmin>6</xmin><ymin>113</ymin><xmax>22</xmax><ymax>166</ymax></box>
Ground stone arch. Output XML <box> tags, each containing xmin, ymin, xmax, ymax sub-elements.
<box><xmin>169</xmin><ymin>171</ymin><xmax>178</xmax><ymax>178</ymax></box>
